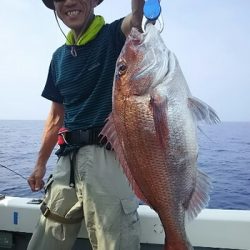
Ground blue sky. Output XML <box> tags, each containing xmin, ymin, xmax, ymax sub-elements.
<box><xmin>0</xmin><ymin>0</ymin><xmax>249</xmax><ymax>121</ymax></box>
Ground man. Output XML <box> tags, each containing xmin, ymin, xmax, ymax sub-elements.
<box><xmin>27</xmin><ymin>0</ymin><xmax>144</xmax><ymax>249</ymax></box>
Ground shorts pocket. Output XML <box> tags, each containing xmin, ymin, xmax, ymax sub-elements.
<box><xmin>41</xmin><ymin>177</ymin><xmax>83</xmax><ymax>241</ymax></box>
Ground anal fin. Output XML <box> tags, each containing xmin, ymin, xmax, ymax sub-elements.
<box><xmin>185</xmin><ymin>169</ymin><xmax>212</xmax><ymax>221</ymax></box>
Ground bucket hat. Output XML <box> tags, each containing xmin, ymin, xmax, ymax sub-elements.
<box><xmin>42</xmin><ymin>0</ymin><xmax>104</xmax><ymax>10</ymax></box>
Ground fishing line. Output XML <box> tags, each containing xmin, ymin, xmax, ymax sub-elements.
<box><xmin>0</xmin><ymin>163</ymin><xmax>45</xmax><ymax>196</ymax></box>
<box><xmin>0</xmin><ymin>163</ymin><xmax>27</xmax><ymax>181</ymax></box>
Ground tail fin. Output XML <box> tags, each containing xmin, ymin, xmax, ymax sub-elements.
<box><xmin>165</xmin><ymin>237</ymin><xmax>194</xmax><ymax>250</ymax></box>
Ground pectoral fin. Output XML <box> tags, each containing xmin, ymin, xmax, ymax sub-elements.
<box><xmin>150</xmin><ymin>92</ymin><xmax>169</xmax><ymax>149</ymax></box>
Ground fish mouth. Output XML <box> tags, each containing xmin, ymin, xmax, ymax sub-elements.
<box><xmin>128</xmin><ymin>27</ymin><xmax>161</xmax><ymax>78</ymax></box>
<box><xmin>122</xmin><ymin>24</ymin><xmax>168</xmax><ymax>92</ymax></box>
<box><xmin>129</xmin><ymin>27</ymin><xmax>144</xmax><ymax>45</ymax></box>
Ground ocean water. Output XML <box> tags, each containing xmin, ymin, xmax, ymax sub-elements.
<box><xmin>0</xmin><ymin>120</ymin><xmax>249</xmax><ymax>210</ymax></box>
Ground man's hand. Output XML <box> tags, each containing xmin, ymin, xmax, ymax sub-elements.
<box><xmin>121</xmin><ymin>0</ymin><xmax>144</xmax><ymax>36</ymax></box>
<box><xmin>28</xmin><ymin>166</ymin><xmax>46</xmax><ymax>191</ymax></box>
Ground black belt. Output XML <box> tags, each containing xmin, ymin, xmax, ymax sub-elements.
<box><xmin>65</xmin><ymin>127</ymin><xmax>111</xmax><ymax>149</ymax></box>
<box><xmin>56</xmin><ymin>127</ymin><xmax>111</xmax><ymax>189</ymax></box>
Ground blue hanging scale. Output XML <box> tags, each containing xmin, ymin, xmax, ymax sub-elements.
<box><xmin>143</xmin><ymin>0</ymin><xmax>161</xmax><ymax>22</ymax></box>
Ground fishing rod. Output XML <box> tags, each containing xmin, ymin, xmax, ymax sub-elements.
<box><xmin>0</xmin><ymin>163</ymin><xmax>45</xmax><ymax>192</ymax></box>
<box><xmin>0</xmin><ymin>163</ymin><xmax>44</xmax><ymax>203</ymax></box>
<box><xmin>0</xmin><ymin>163</ymin><xmax>27</xmax><ymax>181</ymax></box>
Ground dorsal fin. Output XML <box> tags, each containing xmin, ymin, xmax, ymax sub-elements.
<box><xmin>100</xmin><ymin>113</ymin><xmax>149</xmax><ymax>204</ymax></box>
<box><xmin>188</xmin><ymin>97</ymin><xmax>220</xmax><ymax>124</ymax></box>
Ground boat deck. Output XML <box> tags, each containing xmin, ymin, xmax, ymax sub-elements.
<box><xmin>0</xmin><ymin>196</ymin><xmax>250</xmax><ymax>250</ymax></box>
<box><xmin>0</xmin><ymin>232</ymin><xmax>235</xmax><ymax>250</ymax></box>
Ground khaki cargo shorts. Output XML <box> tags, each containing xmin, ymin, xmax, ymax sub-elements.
<box><xmin>27</xmin><ymin>146</ymin><xmax>141</xmax><ymax>250</ymax></box>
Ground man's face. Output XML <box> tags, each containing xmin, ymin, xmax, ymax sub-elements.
<box><xmin>54</xmin><ymin>0</ymin><xmax>98</xmax><ymax>35</ymax></box>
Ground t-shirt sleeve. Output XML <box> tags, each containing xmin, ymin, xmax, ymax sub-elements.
<box><xmin>41</xmin><ymin>62</ymin><xmax>63</xmax><ymax>103</ymax></box>
<box><xmin>109</xmin><ymin>18</ymin><xmax>127</xmax><ymax>52</ymax></box>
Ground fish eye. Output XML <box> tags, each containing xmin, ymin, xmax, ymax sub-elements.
<box><xmin>118</xmin><ymin>63</ymin><xmax>127</xmax><ymax>76</ymax></box>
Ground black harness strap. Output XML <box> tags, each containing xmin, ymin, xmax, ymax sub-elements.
<box><xmin>69</xmin><ymin>151</ymin><xmax>77</xmax><ymax>188</ymax></box>
<box><xmin>55</xmin><ymin>127</ymin><xmax>112</xmax><ymax>188</ymax></box>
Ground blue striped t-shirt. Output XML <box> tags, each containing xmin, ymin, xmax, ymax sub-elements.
<box><xmin>42</xmin><ymin>18</ymin><xmax>126</xmax><ymax>131</ymax></box>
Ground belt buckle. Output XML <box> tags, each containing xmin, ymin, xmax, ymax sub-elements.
<box><xmin>58</xmin><ymin>127</ymin><xmax>69</xmax><ymax>145</ymax></box>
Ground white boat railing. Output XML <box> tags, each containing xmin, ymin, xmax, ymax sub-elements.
<box><xmin>0</xmin><ymin>196</ymin><xmax>250</xmax><ymax>249</ymax></box>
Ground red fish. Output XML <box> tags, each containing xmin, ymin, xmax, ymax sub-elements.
<box><xmin>101</xmin><ymin>23</ymin><xmax>220</xmax><ymax>250</ymax></box>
